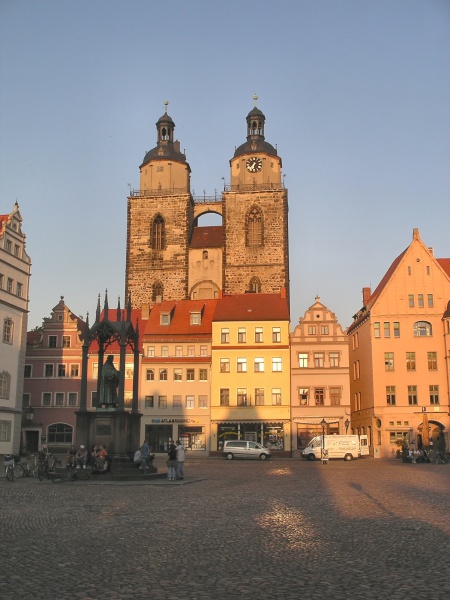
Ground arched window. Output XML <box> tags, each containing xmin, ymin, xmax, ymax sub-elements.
<box><xmin>414</xmin><ymin>321</ymin><xmax>432</xmax><ymax>337</ymax></box>
<box><xmin>249</xmin><ymin>277</ymin><xmax>261</xmax><ymax>293</ymax></box>
<box><xmin>152</xmin><ymin>281</ymin><xmax>164</xmax><ymax>302</ymax></box>
<box><xmin>247</xmin><ymin>206</ymin><xmax>263</xmax><ymax>247</ymax></box>
<box><xmin>47</xmin><ymin>423</ymin><xmax>73</xmax><ymax>444</ymax></box>
<box><xmin>0</xmin><ymin>371</ymin><xmax>11</xmax><ymax>399</ymax></box>
<box><xmin>151</xmin><ymin>215</ymin><xmax>165</xmax><ymax>250</ymax></box>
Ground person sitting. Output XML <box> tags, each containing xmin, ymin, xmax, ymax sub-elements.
<box><xmin>75</xmin><ymin>445</ymin><xmax>88</xmax><ymax>469</ymax></box>
<box><xmin>67</xmin><ymin>445</ymin><xmax>77</xmax><ymax>468</ymax></box>
<box><xmin>87</xmin><ymin>445</ymin><xmax>99</xmax><ymax>469</ymax></box>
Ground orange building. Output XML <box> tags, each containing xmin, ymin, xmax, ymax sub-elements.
<box><xmin>348</xmin><ymin>229</ymin><xmax>450</xmax><ymax>458</ymax></box>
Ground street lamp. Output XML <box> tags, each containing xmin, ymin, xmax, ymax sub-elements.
<box><xmin>320</xmin><ymin>419</ymin><xmax>328</xmax><ymax>463</ymax></box>
<box><xmin>344</xmin><ymin>418</ymin><xmax>350</xmax><ymax>434</ymax></box>
<box><xmin>25</xmin><ymin>409</ymin><xmax>34</xmax><ymax>422</ymax></box>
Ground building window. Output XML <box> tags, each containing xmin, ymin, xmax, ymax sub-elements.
<box><xmin>186</xmin><ymin>396</ymin><xmax>195</xmax><ymax>409</ymax></box>
<box><xmin>272</xmin><ymin>327</ymin><xmax>281</xmax><ymax>342</ymax></box>
<box><xmin>408</xmin><ymin>385</ymin><xmax>418</xmax><ymax>405</ymax></box>
<box><xmin>7</xmin><ymin>278</ymin><xmax>13</xmax><ymax>293</ymax></box>
<box><xmin>255</xmin><ymin>388</ymin><xmax>264</xmax><ymax>405</ymax></box>
<box><xmin>386</xmin><ymin>386</ymin><xmax>396</xmax><ymax>406</ymax></box>
<box><xmin>314</xmin><ymin>388</ymin><xmax>324</xmax><ymax>405</ymax></box>
<box><xmin>146</xmin><ymin>369</ymin><xmax>155</xmax><ymax>381</ymax></box>
<box><xmin>429</xmin><ymin>385</ymin><xmax>439</xmax><ymax>405</ymax></box>
<box><xmin>188</xmin><ymin>346</ymin><xmax>195</xmax><ymax>357</ymax></box>
<box><xmin>151</xmin><ymin>214</ymin><xmax>165</xmax><ymax>250</ymax></box>
<box><xmin>0</xmin><ymin>421</ymin><xmax>12</xmax><ymax>442</ymax></box>
<box><xmin>199</xmin><ymin>369</ymin><xmax>208</xmax><ymax>381</ymax></box>
<box><xmin>55</xmin><ymin>393</ymin><xmax>64</xmax><ymax>406</ymax></box>
<box><xmin>321</xmin><ymin>325</ymin><xmax>329</xmax><ymax>335</ymax></box>
<box><xmin>42</xmin><ymin>392</ymin><xmax>52</xmax><ymax>406</ymax></box>
<box><xmin>200</xmin><ymin>345</ymin><xmax>207</xmax><ymax>357</ymax></box>
<box><xmin>159</xmin><ymin>369</ymin><xmax>168</xmax><ymax>381</ymax></box>
<box><xmin>249</xmin><ymin>276</ymin><xmax>262</xmax><ymax>293</ymax></box>
<box><xmin>237</xmin><ymin>389</ymin><xmax>248</xmax><ymax>406</ymax></box>
<box><xmin>237</xmin><ymin>358</ymin><xmax>247</xmax><ymax>373</ymax></box>
<box><xmin>47</xmin><ymin>423</ymin><xmax>73</xmax><ymax>444</ymax></box>
<box><xmin>299</xmin><ymin>388</ymin><xmax>309</xmax><ymax>405</ymax></box>
<box><xmin>190</xmin><ymin>312</ymin><xmax>201</xmax><ymax>326</ymax></box>
<box><xmin>198</xmin><ymin>395</ymin><xmax>208</xmax><ymax>408</ymax></box>
<box><xmin>161</xmin><ymin>346</ymin><xmax>169</xmax><ymax>357</ymax></box>
<box><xmin>160</xmin><ymin>313</ymin><xmax>170</xmax><ymax>326</ymax></box>
<box><xmin>238</xmin><ymin>327</ymin><xmax>246</xmax><ymax>343</ymax></box>
<box><xmin>394</xmin><ymin>322</ymin><xmax>400</xmax><ymax>338</ymax></box>
<box><xmin>186</xmin><ymin>369</ymin><xmax>195</xmax><ymax>381</ymax></box>
<box><xmin>298</xmin><ymin>353</ymin><xmax>308</xmax><ymax>368</ymax></box>
<box><xmin>62</xmin><ymin>336</ymin><xmax>71</xmax><ymax>348</ymax></box>
<box><xmin>152</xmin><ymin>281</ymin><xmax>163</xmax><ymax>302</ymax></box>
<box><xmin>158</xmin><ymin>395</ymin><xmax>167</xmax><ymax>408</ymax></box>
<box><xmin>16</xmin><ymin>282</ymin><xmax>23</xmax><ymax>297</ymax></box>
<box><xmin>408</xmin><ymin>294</ymin><xmax>414</xmax><ymax>307</ymax></box>
<box><xmin>247</xmin><ymin>206</ymin><xmax>263</xmax><ymax>246</ymax></box>
<box><xmin>308</xmin><ymin>326</ymin><xmax>316</xmax><ymax>335</ymax></box>
<box><xmin>3</xmin><ymin>317</ymin><xmax>13</xmax><ymax>344</ymax></box>
<box><xmin>220</xmin><ymin>389</ymin><xmax>229</xmax><ymax>406</ymax></box>
<box><xmin>272</xmin><ymin>357</ymin><xmax>282</xmax><ymax>372</ymax></box>
<box><xmin>70</xmin><ymin>364</ymin><xmax>79</xmax><ymax>377</ymax></box>
<box><xmin>272</xmin><ymin>388</ymin><xmax>281</xmax><ymax>405</ymax></box>
<box><xmin>314</xmin><ymin>353</ymin><xmax>324</xmax><ymax>368</ymax></box>
<box><xmin>68</xmin><ymin>393</ymin><xmax>78</xmax><ymax>407</ymax></box>
<box><xmin>173</xmin><ymin>395</ymin><xmax>182</xmax><ymax>408</ymax></box>
<box><xmin>374</xmin><ymin>322</ymin><xmax>380</xmax><ymax>338</ymax></box>
<box><xmin>384</xmin><ymin>322</ymin><xmax>390</xmax><ymax>338</ymax></box>
<box><xmin>44</xmin><ymin>364</ymin><xmax>54</xmax><ymax>377</ymax></box>
<box><xmin>22</xmin><ymin>393</ymin><xmax>30</xmax><ymax>408</ymax></box>
<box><xmin>220</xmin><ymin>358</ymin><xmax>230</xmax><ymax>373</ymax></box>
<box><xmin>144</xmin><ymin>396</ymin><xmax>154</xmax><ymax>408</ymax></box>
<box><xmin>14</xmin><ymin>244</ymin><xmax>20</xmax><ymax>257</ymax></box>
<box><xmin>24</xmin><ymin>365</ymin><xmax>32</xmax><ymax>378</ymax></box>
<box><xmin>329</xmin><ymin>352</ymin><xmax>340</xmax><ymax>367</ymax></box>
<box><xmin>221</xmin><ymin>328</ymin><xmax>230</xmax><ymax>343</ymax></box>
<box><xmin>0</xmin><ymin>371</ymin><xmax>11</xmax><ymax>399</ymax></box>
<box><xmin>0</xmin><ymin>274</ymin><xmax>3</xmax><ymax>289</ymax></box>
<box><xmin>57</xmin><ymin>364</ymin><xmax>66</xmax><ymax>377</ymax></box>
<box><xmin>385</xmin><ymin>353</ymin><xmax>394</xmax><ymax>371</ymax></box>
<box><xmin>406</xmin><ymin>352</ymin><xmax>416</xmax><ymax>371</ymax></box>
<box><xmin>427</xmin><ymin>294</ymin><xmax>434</xmax><ymax>308</ymax></box>
<box><xmin>418</xmin><ymin>294</ymin><xmax>424</xmax><ymax>308</ymax></box>
<box><xmin>255</xmin><ymin>327</ymin><xmax>263</xmax><ymax>342</ymax></box>
<box><xmin>175</xmin><ymin>346</ymin><xmax>183</xmax><ymax>357</ymax></box>
<box><xmin>147</xmin><ymin>346</ymin><xmax>155</xmax><ymax>357</ymax></box>
<box><xmin>414</xmin><ymin>321</ymin><xmax>432</xmax><ymax>337</ymax></box>
<box><xmin>49</xmin><ymin>335</ymin><xmax>57</xmax><ymax>348</ymax></box>
<box><xmin>254</xmin><ymin>358</ymin><xmax>264</xmax><ymax>372</ymax></box>
<box><xmin>427</xmin><ymin>352</ymin><xmax>437</xmax><ymax>370</ymax></box>
<box><xmin>5</xmin><ymin>240</ymin><xmax>12</xmax><ymax>253</ymax></box>
<box><xmin>174</xmin><ymin>369</ymin><xmax>182</xmax><ymax>381</ymax></box>
<box><xmin>330</xmin><ymin>387</ymin><xmax>341</xmax><ymax>406</ymax></box>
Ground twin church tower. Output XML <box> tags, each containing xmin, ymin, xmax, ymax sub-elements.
<box><xmin>125</xmin><ymin>99</ymin><xmax>290</xmax><ymax>311</ymax></box>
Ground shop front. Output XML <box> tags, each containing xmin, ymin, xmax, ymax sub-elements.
<box><xmin>214</xmin><ymin>421</ymin><xmax>288</xmax><ymax>454</ymax></box>
<box><xmin>145</xmin><ymin>418</ymin><xmax>207</xmax><ymax>453</ymax></box>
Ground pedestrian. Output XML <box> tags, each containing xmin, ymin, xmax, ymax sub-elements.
<box><xmin>167</xmin><ymin>442</ymin><xmax>177</xmax><ymax>481</ymax></box>
<box><xmin>75</xmin><ymin>445</ymin><xmax>88</xmax><ymax>469</ymax></box>
<box><xmin>175</xmin><ymin>439</ymin><xmax>186</xmax><ymax>480</ymax></box>
<box><xmin>140</xmin><ymin>439</ymin><xmax>151</xmax><ymax>473</ymax></box>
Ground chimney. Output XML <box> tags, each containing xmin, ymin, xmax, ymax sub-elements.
<box><xmin>142</xmin><ymin>303</ymin><xmax>150</xmax><ymax>320</ymax></box>
<box><xmin>280</xmin><ymin>287</ymin><xmax>286</xmax><ymax>299</ymax></box>
<box><xmin>362</xmin><ymin>287</ymin><xmax>371</xmax><ymax>306</ymax></box>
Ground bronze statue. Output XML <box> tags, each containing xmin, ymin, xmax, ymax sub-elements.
<box><xmin>99</xmin><ymin>355</ymin><xmax>119</xmax><ymax>406</ymax></box>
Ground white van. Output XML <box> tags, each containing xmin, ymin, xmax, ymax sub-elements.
<box><xmin>301</xmin><ymin>435</ymin><xmax>369</xmax><ymax>461</ymax></box>
<box><xmin>222</xmin><ymin>440</ymin><xmax>271</xmax><ymax>461</ymax></box>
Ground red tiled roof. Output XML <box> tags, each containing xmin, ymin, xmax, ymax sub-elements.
<box><xmin>213</xmin><ymin>293</ymin><xmax>290</xmax><ymax>322</ymax></box>
<box><xmin>26</xmin><ymin>330</ymin><xmax>43</xmax><ymax>345</ymax></box>
<box><xmin>437</xmin><ymin>258</ymin><xmax>450</xmax><ymax>278</ymax></box>
<box><xmin>142</xmin><ymin>299</ymin><xmax>218</xmax><ymax>339</ymax></box>
<box><xmin>190</xmin><ymin>226</ymin><xmax>222</xmax><ymax>248</ymax></box>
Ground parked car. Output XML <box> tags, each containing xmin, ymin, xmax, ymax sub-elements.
<box><xmin>222</xmin><ymin>440</ymin><xmax>271</xmax><ymax>460</ymax></box>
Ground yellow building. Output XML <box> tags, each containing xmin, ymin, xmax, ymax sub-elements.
<box><xmin>210</xmin><ymin>291</ymin><xmax>291</xmax><ymax>456</ymax></box>
<box><xmin>348</xmin><ymin>229</ymin><xmax>450</xmax><ymax>458</ymax></box>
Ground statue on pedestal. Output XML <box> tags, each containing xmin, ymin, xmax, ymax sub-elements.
<box><xmin>99</xmin><ymin>355</ymin><xmax>119</xmax><ymax>408</ymax></box>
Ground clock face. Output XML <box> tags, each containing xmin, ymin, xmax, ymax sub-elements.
<box><xmin>246</xmin><ymin>157</ymin><xmax>262</xmax><ymax>173</ymax></box>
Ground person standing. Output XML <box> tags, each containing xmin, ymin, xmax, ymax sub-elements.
<box><xmin>167</xmin><ymin>442</ymin><xmax>177</xmax><ymax>481</ymax></box>
<box><xmin>175</xmin><ymin>439</ymin><xmax>186</xmax><ymax>480</ymax></box>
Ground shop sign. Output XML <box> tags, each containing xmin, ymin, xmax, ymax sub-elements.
<box><xmin>151</xmin><ymin>418</ymin><xmax>200</xmax><ymax>423</ymax></box>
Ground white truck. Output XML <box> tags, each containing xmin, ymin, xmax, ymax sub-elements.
<box><xmin>301</xmin><ymin>434</ymin><xmax>369</xmax><ymax>461</ymax></box>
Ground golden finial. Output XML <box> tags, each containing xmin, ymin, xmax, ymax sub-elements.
<box><xmin>253</xmin><ymin>94</ymin><xmax>258</xmax><ymax>107</ymax></box>
<box><xmin>164</xmin><ymin>100</ymin><xmax>169</xmax><ymax>113</ymax></box>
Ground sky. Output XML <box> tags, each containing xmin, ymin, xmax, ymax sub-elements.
<box><xmin>1</xmin><ymin>0</ymin><xmax>449</xmax><ymax>331</ymax></box>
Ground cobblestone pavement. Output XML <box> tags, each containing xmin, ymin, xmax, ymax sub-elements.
<box><xmin>1</xmin><ymin>457</ymin><xmax>449</xmax><ymax>600</ymax></box>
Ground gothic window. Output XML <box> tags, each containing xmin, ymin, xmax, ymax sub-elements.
<box><xmin>151</xmin><ymin>214</ymin><xmax>166</xmax><ymax>250</ymax></box>
<box><xmin>246</xmin><ymin>206</ymin><xmax>263</xmax><ymax>247</ymax></box>
<box><xmin>152</xmin><ymin>281</ymin><xmax>163</xmax><ymax>302</ymax></box>
<box><xmin>249</xmin><ymin>277</ymin><xmax>261</xmax><ymax>293</ymax></box>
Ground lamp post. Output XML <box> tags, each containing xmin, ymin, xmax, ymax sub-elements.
<box><xmin>344</xmin><ymin>418</ymin><xmax>350</xmax><ymax>434</ymax></box>
<box><xmin>320</xmin><ymin>418</ymin><xmax>328</xmax><ymax>464</ymax></box>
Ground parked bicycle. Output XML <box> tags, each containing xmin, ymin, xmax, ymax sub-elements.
<box><xmin>4</xmin><ymin>454</ymin><xmax>24</xmax><ymax>481</ymax></box>
<box><xmin>35</xmin><ymin>453</ymin><xmax>62</xmax><ymax>481</ymax></box>
<box><xmin>21</xmin><ymin>454</ymin><xmax>39</xmax><ymax>477</ymax></box>
<box><xmin>52</xmin><ymin>465</ymin><xmax>90</xmax><ymax>483</ymax></box>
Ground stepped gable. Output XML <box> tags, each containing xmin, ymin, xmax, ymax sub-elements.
<box><xmin>213</xmin><ymin>292</ymin><xmax>289</xmax><ymax>322</ymax></box>
<box><xmin>189</xmin><ymin>226</ymin><xmax>222</xmax><ymax>248</ymax></box>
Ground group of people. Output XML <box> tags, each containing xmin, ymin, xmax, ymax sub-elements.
<box><xmin>67</xmin><ymin>444</ymin><xmax>111</xmax><ymax>472</ymax></box>
<box><xmin>167</xmin><ymin>440</ymin><xmax>186</xmax><ymax>481</ymax></box>
<box><xmin>133</xmin><ymin>440</ymin><xmax>155</xmax><ymax>474</ymax></box>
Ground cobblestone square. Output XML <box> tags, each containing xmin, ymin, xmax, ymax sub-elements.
<box><xmin>1</xmin><ymin>457</ymin><xmax>449</xmax><ymax>600</ymax></box>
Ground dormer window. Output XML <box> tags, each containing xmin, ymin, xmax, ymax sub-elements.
<box><xmin>190</xmin><ymin>312</ymin><xmax>201</xmax><ymax>326</ymax></box>
<box><xmin>160</xmin><ymin>312</ymin><xmax>170</xmax><ymax>326</ymax></box>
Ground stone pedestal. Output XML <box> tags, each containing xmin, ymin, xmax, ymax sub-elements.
<box><xmin>75</xmin><ymin>410</ymin><xmax>142</xmax><ymax>456</ymax></box>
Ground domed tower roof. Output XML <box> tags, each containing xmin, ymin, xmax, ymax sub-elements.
<box><xmin>140</xmin><ymin>101</ymin><xmax>190</xmax><ymax>170</ymax></box>
<box><xmin>233</xmin><ymin>95</ymin><xmax>278</xmax><ymax>159</ymax></box>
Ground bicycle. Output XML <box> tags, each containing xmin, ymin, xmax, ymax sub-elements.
<box><xmin>21</xmin><ymin>454</ymin><xmax>39</xmax><ymax>477</ymax></box>
<box><xmin>428</xmin><ymin>450</ymin><xmax>449</xmax><ymax>465</ymax></box>
<box><xmin>4</xmin><ymin>455</ymin><xmax>25</xmax><ymax>481</ymax></box>
<box><xmin>34</xmin><ymin>454</ymin><xmax>61</xmax><ymax>480</ymax></box>
<box><xmin>52</xmin><ymin>465</ymin><xmax>90</xmax><ymax>483</ymax></box>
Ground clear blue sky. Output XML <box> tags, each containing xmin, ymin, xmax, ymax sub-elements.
<box><xmin>1</xmin><ymin>0</ymin><xmax>449</xmax><ymax>330</ymax></box>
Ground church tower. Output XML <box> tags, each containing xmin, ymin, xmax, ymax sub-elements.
<box><xmin>125</xmin><ymin>102</ymin><xmax>192</xmax><ymax>309</ymax></box>
<box><xmin>223</xmin><ymin>96</ymin><xmax>289</xmax><ymax>300</ymax></box>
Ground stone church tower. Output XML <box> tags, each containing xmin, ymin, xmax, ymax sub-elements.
<box><xmin>125</xmin><ymin>99</ymin><xmax>289</xmax><ymax>309</ymax></box>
